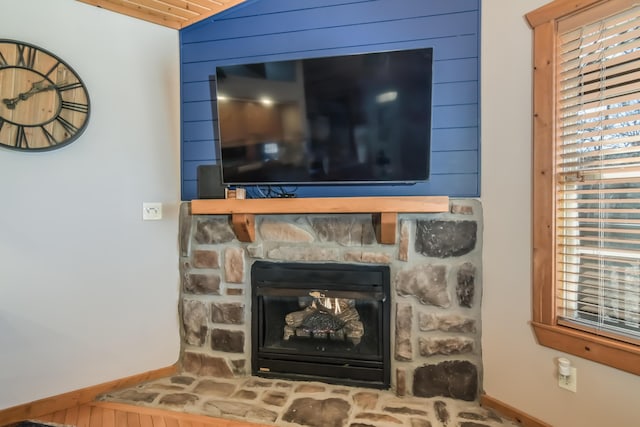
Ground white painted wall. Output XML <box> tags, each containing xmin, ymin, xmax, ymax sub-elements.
<box><xmin>481</xmin><ymin>1</ymin><xmax>640</xmax><ymax>425</ymax></box>
<box><xmin>0</xmin><ymin>0</ymin><xmax>180</xmax><ymax>409</ymax></box>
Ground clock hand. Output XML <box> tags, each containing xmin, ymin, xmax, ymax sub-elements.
<box><xmin>1</xmin><ymin>98</ymin><xmax>16</xmax><ymax>109</ymax></box>
<box><xmin>2</xmin><ymin>79</ymin><xmax>62</xmax><ymax>110</ymax></box>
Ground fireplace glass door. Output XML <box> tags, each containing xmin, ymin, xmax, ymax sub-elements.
<box><xmin>251</xmin><ymin>261</ymin><xmax>390</xmax><ymax>388</ymax></box>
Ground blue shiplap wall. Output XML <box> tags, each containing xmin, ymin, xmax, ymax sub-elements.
<box><xmin>180</xmin><ymin>0</ymin><xmax>480</xmax><ymax>200</ymax></box>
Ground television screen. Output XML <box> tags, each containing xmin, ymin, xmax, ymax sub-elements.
<box><xmin>213</xmin><ymin>47</ymin><xmax>433</xmax><ymax>185</ymax></box>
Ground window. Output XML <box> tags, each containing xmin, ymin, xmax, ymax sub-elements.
<box><xmin>527</xmin><ymin>0</ymin><xmax>640</xmax><ymax>375</ymax></box>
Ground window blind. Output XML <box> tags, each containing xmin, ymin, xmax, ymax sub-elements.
<box><xmin>556</xmin><ymin>3</ymin><xmax>640</xmax><ymax>343</ymax></box>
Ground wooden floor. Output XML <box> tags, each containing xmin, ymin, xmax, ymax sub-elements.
<box><xmin>30</xmin><ymin>401</ymin><xmax>271</xmax><ymax>427</ymax></box>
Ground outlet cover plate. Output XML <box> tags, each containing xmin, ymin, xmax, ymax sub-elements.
<box><xmin>558</xmin><ymin>366</ymin><xmax>577</xmax><ymax>392</ymax></box>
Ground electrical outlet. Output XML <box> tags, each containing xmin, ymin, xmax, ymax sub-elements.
<box><xmin>558</xmin><ymin>366</ymin><xmax>577</xmax><ymax>392</ymax></box>
<box><xmin>143</xmin><ymin>202</ymin><xmax>162</xmax><ymax>220</ymax></box>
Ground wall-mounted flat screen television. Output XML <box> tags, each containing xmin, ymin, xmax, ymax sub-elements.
<box><xmin>213</xmin><ymin>47</ymin><xmax>433</xmax><ymax>185</ymax></box>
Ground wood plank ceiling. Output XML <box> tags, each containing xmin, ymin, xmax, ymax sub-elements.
<box><xmin>77</xmin><ymin>0</ymin><xmax>247</xmax><ymax>29</ymax></box>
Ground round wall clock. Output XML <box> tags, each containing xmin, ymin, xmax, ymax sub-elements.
<box><xmin>0</xmin><ymin>39</ymin><xmax>90</xmax><ymax>151</ymax></box>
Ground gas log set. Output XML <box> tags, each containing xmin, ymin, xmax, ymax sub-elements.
<box><xmin>284</xmin><ymin>293</ymin><xmax>364</xmax><ymax>345</ymax></box>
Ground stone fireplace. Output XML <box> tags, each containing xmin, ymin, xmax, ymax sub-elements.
<box><xmin>178</xmin><ymin>199</ymin><xmax>482</xmax><ymax>401</ymax></box>
<box><xmin>251</xmin><ymin>261</ymin><xmax>391</xmax><ymax>388</ymax></box>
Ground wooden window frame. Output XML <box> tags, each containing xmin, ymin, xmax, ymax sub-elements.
<box><xmin>526</xmin><ymin>0</ymin><xmax>640</xmax><ymax>376</ymax></box>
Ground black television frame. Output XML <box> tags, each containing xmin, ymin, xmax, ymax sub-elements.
<box><xmin>212</xmin><ymin>47</ymin><xmax>434</xmax><ymax>187</ymax></box>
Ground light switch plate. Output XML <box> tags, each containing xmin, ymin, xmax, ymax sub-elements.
<box><xmin>143</xmin><ymin>202</ymin><xmax>162</xmax><ymax>220</ymax></box>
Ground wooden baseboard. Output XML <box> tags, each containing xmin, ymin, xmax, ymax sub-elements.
<box><xmin>481</xmin><ymin>394</ymin><xmax>552</xmax><ymax>427</ymax></box>
<box><xmin>0</xmin><ymin>364</ymin><xmax>178</xmax><ymax>426</ymax></box>
<box><xmin>89</xmin><ymin>401</ymin><xmax>273</xmax><ymax>427</ymax></box>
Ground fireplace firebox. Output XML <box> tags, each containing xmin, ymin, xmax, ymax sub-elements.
<box><xmin>251</xmin><ymin>261</ymin><xmax>391</xmax><ymax>389</ymax></box>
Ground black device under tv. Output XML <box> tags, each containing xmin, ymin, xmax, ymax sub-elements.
<box><xmin>213</xmin><ymin>47</ymin><xmax>433</xmax><ymax>186</ymax></box>
<box><xmin>197</xmin><ymin>164</ymin><xmax>226</xmax><ymax>199</ymax></box>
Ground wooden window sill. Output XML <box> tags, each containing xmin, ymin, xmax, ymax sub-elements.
<box><xmin>531</xmin><ymin>321</ymin><xmax>640</xmax><ymax>375</ymax></box>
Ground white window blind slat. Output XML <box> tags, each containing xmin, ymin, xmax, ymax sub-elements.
<box><xmin>560</xmin><ymin>45</ymin><xmax>640</xmax><ymax>86</ymax></box>
<box><xmin>560</xmin><ymin>84</ymin><xmax>640</xmax><ymax>115</ymax></box>
<box><xmin>559</xmin><ymin>74</ymin><xmax>640</xmax><ymax>106</ymax></box>
<box><xmin>558</xmin><ymin>129</ymin><xmax>640</xmax><ymax>152</ymax></box>
<box><xmin>559</xmin><ymin>101</ymin><xmax>640</xmax><ymax>131</ymax></box>
<box><xmin>560</xmin><ymin>53</ymin><xmax>640</xmax><ymax>89</ymax></box>
<box><xmin>560</xmin><ymin>259</ymin><xmax>640</xmax><ymax>278</ymax></box>
<box><xmin>556</xmin><ymin>4</ymin><xmax>640</xmax><ymax>342</ymax></box>
<box><xmin>559</xmin><ymin>2</ymin><xmax>640</xmax><ymax>43</ymax></box>
<box><xmin>559</xmin><ymin>144</ymin><xmax>640</xmax><ymax>162</ymax></box>
<box><xmin>558</xmin><ymin>194</ymin><xmax>640</xmax><ymax>203</ymax></box>
<box><xmin>560</xmin><ymin>27</ymin><xmax>640</xmax><ymax>67</ymax></box>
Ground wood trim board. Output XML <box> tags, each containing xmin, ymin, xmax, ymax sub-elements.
<box><xmin>37</xmin><ymin>401</ymin><xmax>272</xmax><ymax>427</ymax></box>
<box><xmin>76</xmin><ymin>0</ymin><xmax>247</xmax><ymax>29</ymax></box>
<box><xmin>190</xmin><ymin>196</ymin><xmax>450</xmax><ymax>215</ymax></box>
<box><xmin>481</xmin><ymin>394</ymin><xmax>552</xmax><ymax>427</ymax></box>
<box><xmin>0</xmin><ymin>364</ymin><xmax>178</xmax><ymax>426</ymax></box>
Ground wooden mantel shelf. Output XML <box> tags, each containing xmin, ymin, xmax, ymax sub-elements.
<box><xmin>191</xmin><ymin>196</ymin><xmax>449</xmax><ymax>244</ymax></box>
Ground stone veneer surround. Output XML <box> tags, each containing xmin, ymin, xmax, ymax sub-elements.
<box><xmin>178</xmin><ymin>199</ymin><xmax>482</xmax><ymax>401</ymax></box>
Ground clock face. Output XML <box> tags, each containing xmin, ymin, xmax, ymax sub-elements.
<box><xmin>0</xmin><ymin>40</ymin><xmax>90</xmax><ymax>151</ymax></box>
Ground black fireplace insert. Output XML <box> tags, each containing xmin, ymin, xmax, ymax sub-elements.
<box><xmin>251</xmin><ymin>261</ymin><xmax>390</xmax><ymax>388</ymax></box>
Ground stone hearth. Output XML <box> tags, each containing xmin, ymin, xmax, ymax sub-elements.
<box><xmin>101</xmin><ymin>374</ymin><xmax>517</xmax><ymax>427</ymax></box>
<box><xmin>176</xmin><ymin>199</ymin><xmax>483</xmax><ymax>399</ymax></box>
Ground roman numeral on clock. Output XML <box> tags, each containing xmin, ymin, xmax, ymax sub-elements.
<box><xmin>57</xmin><ymin>82</ymin><xmax>83</xmax><ymax>92</ymax></box>
<box><xmin>44</xmin><ymin>60</ymin><xmax>61</xmax><ymax>77</ymax></box>
<box><xmin>41</xmin><ymin>125</ymin><xmax>58</xmax><ymax>146</ymax></box>
<box><xmin>15</xmin><ymin>126</ymin><xmax>28</xmax><ymax>148</ymax></box>
<box><xmin>61</xmin><ymin>101</ymin><xmax>89</xmax><ymax>114</ymax></box>
<box><xmin>55</xmin><ymin>116</ymin><xmax>79</xmax><ymax>136</ymax></box>
<box><xmin>0</xmin><ymin>51</ymin><xmax>7</xmax><ymax>67</ymax></box>
<box><xmin>16</xmin><ymin>44</ymin><xmax>36</xmax><ymax>68</ymax></box>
